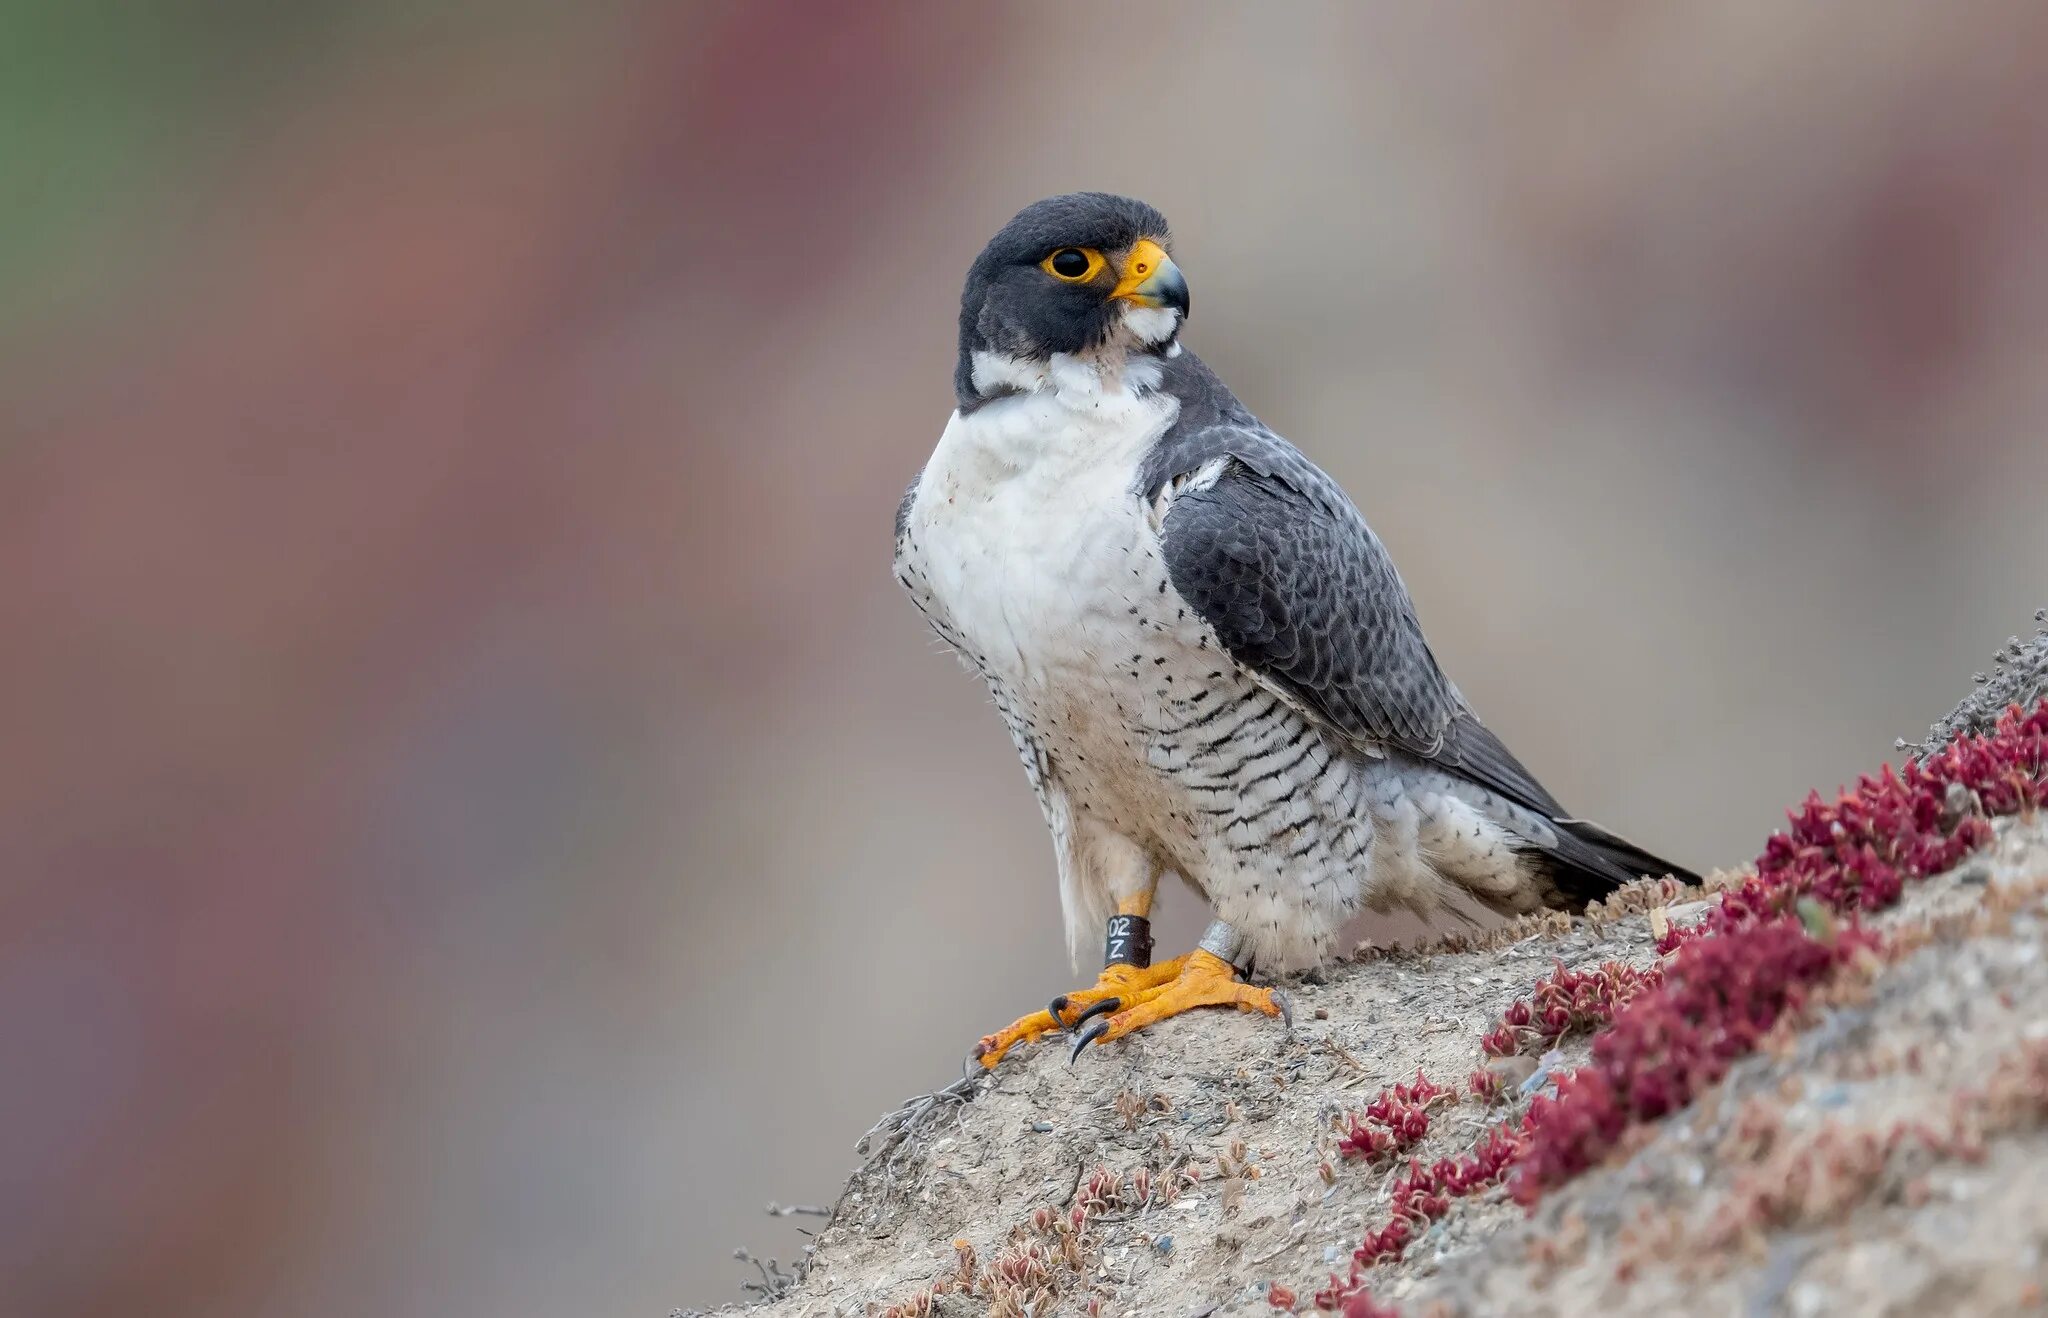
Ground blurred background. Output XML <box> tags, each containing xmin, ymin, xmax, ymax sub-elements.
<box><xmin>5</xmin><ymin>2</ymin><xmax>2047</xmax><ymax>1314</ymax></box>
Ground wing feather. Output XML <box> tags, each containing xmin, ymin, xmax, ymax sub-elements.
<box><xmin>1157</xmin><ymin>430</ymin><xmax>1470</xmax><ymax>770</ymax></box>
<box><xmin>1154</xmin><ymin>425</ymin><xmax>1694</xmax><ymax>897</ymax></box>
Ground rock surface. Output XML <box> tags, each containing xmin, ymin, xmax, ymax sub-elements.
<box><xmin>688</xmin><ymin>685</ymin><xmax>2048</xmax><ymax>1317</ymax></box>
<box><xmin>1904</xmin><ymin>608</ymin><xmax>2048</xmax><ymax>757</ymax></box>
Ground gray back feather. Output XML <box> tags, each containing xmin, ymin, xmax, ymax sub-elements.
<box><xmin>1145</xmin><ymin>352</ymin><xmax>1571</xmax><ymax>823</ymax></box>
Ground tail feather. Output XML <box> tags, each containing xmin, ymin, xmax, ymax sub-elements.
<box><xmin>1427</xmin><ymin>714</ymin><xmax>1698</xmax><ymax>911</ymax></box>
<box><xmin>1558</xmin><ymin>817</ymin><xmax>1701</xmax><ymax>885</ymax></box>
<box><xmin>1532</xmin><ymin>817</ymin><xmax>1699</xmax><ymax>909</ymax></box>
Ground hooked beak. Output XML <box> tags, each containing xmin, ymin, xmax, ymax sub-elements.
<box><xmin>1110</xmin><ymin>238</ymin><xmax>1189</xmax><ymax>317</ymax></box>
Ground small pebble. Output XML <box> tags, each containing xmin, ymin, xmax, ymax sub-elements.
<box><xmin>1030</xmin><ymin>1122</ymin><xmax>1053</xmax><ymax>1133</ymax></box>
<box><xmin>1487</xmin><ymin>1052</ymin><xmax>1539</xmax><ymax>1089</ymax></box>
<box><xmin>1788</xmin><ymin>1280</ymin><xmax>1831</xmax><ymax>1318</ymax></box>
<box><xmin>1520</xmin><ymin>1049</ymin><xmax>1564</xmax><ymax>1097</ymax></box>
<box><xmin>1664</xmin><ymin>900</ymin><xmax>1710</xmax><ymax>926</ymax></box>
<box><xmin>1519</xmin><ymin>1070</ymin><xmax>1548</xmax><ymax>1098</ymax></box>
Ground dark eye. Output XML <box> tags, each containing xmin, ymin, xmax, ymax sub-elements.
<box><xmin>1039</xmin><ymin>246</ymin><xmax>1105</xmax><ymax>283</ymax></box>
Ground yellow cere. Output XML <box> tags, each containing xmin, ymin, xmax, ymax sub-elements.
<box><xmin>1111</xmin><ymin>239</ymin><xmax>1170</xmax><ymax>301</ymax></box>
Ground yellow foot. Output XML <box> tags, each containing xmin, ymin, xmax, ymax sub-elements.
<box><xmin>1068</xmin><ymin>950</ymin><xmax>1286</xmax><ymax>1060</ymax></box>
<box><xmin>973</xmin><ymin>957</ymin><xmax>1188</xmax><ymax>1069</ymax></box>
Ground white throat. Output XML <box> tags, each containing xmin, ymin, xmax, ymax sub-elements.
<box><xmin>968</xmin><ymin>303</ymin><xmax>1184</xmax><ymax>411</ymax></box>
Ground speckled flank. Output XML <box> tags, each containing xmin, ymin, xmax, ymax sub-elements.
<box><xmin>898</xmin><ymin>402</ymin><xmax>1358</xmax><ymax>967</ymax></box>
<box><xmin>893</xmin><ymin>354</ymin><xmax>1539</xmax><ymax>972</ymax></box>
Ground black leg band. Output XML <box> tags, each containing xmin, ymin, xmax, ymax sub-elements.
<box><xmin>1104</xmin><ymin>914</ymin><xmax>1153</xmax><ymax>969</ymax></box>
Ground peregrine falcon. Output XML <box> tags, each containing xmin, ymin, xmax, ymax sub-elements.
<box><xmin>894</xmin><ymin>193</ymin><xmax>1694</xmax><ymax>1066</ymax></box>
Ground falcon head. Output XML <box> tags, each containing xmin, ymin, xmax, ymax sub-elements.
<box><xmin>955</xmin><ymin>192</ymin><xmax>1189</xmax><ymax>406</ymax></box>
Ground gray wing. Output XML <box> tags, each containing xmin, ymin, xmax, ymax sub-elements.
<box><xmin>1153</xmin><ymin>428</ymin><xmax>1570</xmax><ymax>822</ymax></box>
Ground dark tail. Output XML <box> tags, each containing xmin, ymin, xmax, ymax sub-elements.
<box><xmin>1536</xmin><ymin>816</ymin><xmax>1700</xmax><ymax>909</ymax></box>
<box><xmin>1433</xmin><ymin>714</ymin><xmax>1698</xmax><ymax>909</ymax></box>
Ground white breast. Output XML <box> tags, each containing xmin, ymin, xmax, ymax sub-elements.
<box><xmin>895</xmin><ymin>363</ymin><xmax>1381</xmax><ymax>971</ymax></box>
<box><xmin>902</xmin><ymin>370</ymin><xmax>1179</xmax><ymax>692</ymax></box>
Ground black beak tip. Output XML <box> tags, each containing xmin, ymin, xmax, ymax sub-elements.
<box><xmin>1160</xmin><ymin>268</ymin><xmax>1190</xmax><ymax>318</ymax></box>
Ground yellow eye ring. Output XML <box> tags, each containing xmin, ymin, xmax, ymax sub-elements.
<box><xmin>1041</xmin><ymin>247</ymin><xmax>1105</xmax><ymax>283</ymax></box>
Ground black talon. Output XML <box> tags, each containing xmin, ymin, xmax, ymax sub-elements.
<box><xmin>1070</xmin><ymin>997</ymin><xmax>1121</xmax><ymax>1029</ymax></box>
<box><xmin>1047</xmin><ymin>996</ymin><xmax>1070</xmax><ymax>1031</ymax></box>
<box><xmin>1272</xmin><ymin>989</ymin><xmax>1295</xmax><ymax>1032</ymax></box>
<box><xmin>1068</xmin><ymin>1017</ymin><xmax>1112</xmax><ymax>1063</ymax></box>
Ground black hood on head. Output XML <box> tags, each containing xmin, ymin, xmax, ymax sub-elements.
<box><xmin>954</xmin><ymin>193</ymin><xmax>1174</xmax><ymax>408</ymax></box>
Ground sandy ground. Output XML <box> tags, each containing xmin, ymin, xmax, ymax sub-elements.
<box><xmin>682</xmin><ymin>805</ymin><xmax>2048</xmax><ymax>1317</ymax></box>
